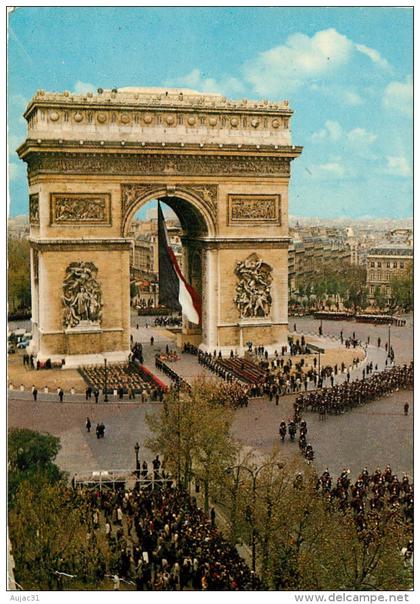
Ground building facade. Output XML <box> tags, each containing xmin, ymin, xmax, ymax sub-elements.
<box><xmin>366</xmin><ymin>247</ymin><xmax>413</xmax><ymax>304</ymax></box>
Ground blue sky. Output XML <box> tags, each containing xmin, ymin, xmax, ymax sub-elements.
<box><xmin>8</xmin><ymin>6</ymin><xmax>413</xmax><ymax>219</ymax></box>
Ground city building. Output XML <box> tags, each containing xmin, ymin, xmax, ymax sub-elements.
<box><xmin>366</xmin><ymin>247</ymin><xmax>413</xmax><ymax>304</ymax></box>
<box><xmin>288</xmin><ymin>237</ymin><xmax>351</xmax><ymax>294</ymax></box>
<box><xmin>128</xmin><ymin>218</ymin><xmax>184</xmax><ymax>307</ymax></box>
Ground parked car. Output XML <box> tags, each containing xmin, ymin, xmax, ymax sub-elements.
<box><xmin>16</xmin><ymin>339</ymin><xmax>29</xmax><ymax>349</ymax></box>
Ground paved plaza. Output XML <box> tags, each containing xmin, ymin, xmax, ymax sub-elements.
<box><xmin>8</xmin><ymin>313</ymin><xmax>414</xmax><ymax>480</ymax></box>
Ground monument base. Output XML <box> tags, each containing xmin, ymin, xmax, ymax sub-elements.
<box><xmin>62</xmin><ymin>350</ymin><xmax>131</xmax><ymax>369</ymax></box>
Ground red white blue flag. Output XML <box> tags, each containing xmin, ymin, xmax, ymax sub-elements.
<box><xmin>157</xmin><ymin>202</ymin><xmax>202</xmax><ymax>325</ymax></box>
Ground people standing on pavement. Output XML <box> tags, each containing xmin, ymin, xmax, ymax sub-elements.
<box><xmin>150</xmin><ymin>336</ymin><xmax>154</xmax><ymax>346</ymax></box>
<box><xmin>32</xmin><ymin>386</ymin><xmax>38</xmax><ymax>402</ymax></box>
<box><xmin>94</xmin><ymin>389</ymin><xmax>99</xmax><ymax>404</ymax></box>
<box><xmin>86</xmin><ymin>417</ymin><xmax>91</xmax><ymax>433</ymax></box>
<box><xmin>85</xmin><ymin>386</ymin><xmax>92</xmax><ymax>400</ymax></box>
<box><xmin>58</xmin><ymin>387</ymin><xmax>64</xmax><ymax>402</ymax></box>
<box><xmin>404</xmin><ymin>402</ymin><xmax>409</xmax><ymax>416</ymax></box>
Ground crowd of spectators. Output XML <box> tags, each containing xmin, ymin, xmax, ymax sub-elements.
<box><xmin>76</xmin><ymin>483</ymin><xmax>260</xmax><ymax>590</ymax></box>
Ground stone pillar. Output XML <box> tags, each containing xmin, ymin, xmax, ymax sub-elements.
<box><xmin>200</xmin><ymin>246</ymin><xmax>218</xmax><ymax>351</ymax></box>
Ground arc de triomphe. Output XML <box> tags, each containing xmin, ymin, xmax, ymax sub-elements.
<box><xmin>17</xmin><ymin>87</ymin><xmax>302</xmax><ymax>366</ymax></box>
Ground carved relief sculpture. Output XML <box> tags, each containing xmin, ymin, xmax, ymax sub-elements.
<box><xmin>228</xmin><ymin>194</ymin><xmax>279</xmax><ymax>224</ymax></box>
<box><xmin>27</xmin><ymin>153</ymin><xmax>290</xmax><ymax>181</ymax></box>
<box><xmin>62</xmin><ymin>262</ymin><xmax>103</xmax><ymax>328</ymax></box>
<box><xmin>234</xmin><ymin>253</ymin><xmax>273</xmax><ymax>319</ymax></box>
<box><xmin>121</xmin><ymin>183</ymin><xmax>218</xmax><ymax>227</ymax></box>
<box><xmin>29</xmin><ymin>193</ymin><xmax>39</xmax><ymax>224</ymax></box>
<box><xmin>51</xmin><ymin>193</ymin><xmax>111</xmax><ymax>225</ymax></box>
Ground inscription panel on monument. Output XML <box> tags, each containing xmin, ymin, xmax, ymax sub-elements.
<box><xmin>50</xmin><ymin>193</ymin><xmax>111</xmax><ymax>225</ymax></box>
<box><xmin>228</xmin><ymin>194</ymin><xmax>280</xmax><ymax>225</ymax></box>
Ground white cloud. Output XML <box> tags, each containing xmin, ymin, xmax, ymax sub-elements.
<box><xmin>308</xmin><ymin>161</ymin><xmax>348</xmax><ymax>179</ymax></box>
<box><xmin>383</xmin><ymin>78</ymin><xmax>412</xmax><ymax>117</ymax></box>
<box><xmin>355</xmin><ymin>43</ymin><xmax>390</xmax><ymax>70</ymax></box>
<box><xmin>341</xmin><ymin>90</ymin><xmax>364</xmax><ymax>106</ymax></box>
<box><xmin>386</xmin><ymin>156</ymin><xmax>411</xmax><ymax>177</ymax></box>
<box><xmin>244</xmin><ymin>28</ymin><xmax>353</xmax><ymax>96</ymax></box>
<box><xmin>73</xmin><ymin>81</ymin><xmax>96</xmax><ymax>94</ymax></box>
<box><xmin>10</xmin><ymin>94</ymin><xmax>29</xmax><ymax>112</ymax></box>
<box><xmin>347</xmin><ymin>128</ymin><xmax>377</xmax><ymax>145</ymax></box>
<box><xmin>318</xmin><ymin>162</ymin><xmax>346</xmax><ymax>176</ymax></box>
<box><xmin>167</xmin><ymin>68</ymin><xmax>244</xmax><ymax>97</ymax></box>
<box><xmin>312</xmin><ymin>120</ymin><xmax>343</xmax><ymax>142</ymax></box>
<box><xmin>8</xmin><ymin>162</ymin><xmax>22</xmax><ymax>181</ymax></box>
<box><xmin>8</xmin><ymin>134</ymin><xmax>25</xmax><ymax>155</ymax></box>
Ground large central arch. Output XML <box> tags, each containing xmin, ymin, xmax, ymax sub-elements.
<box><xmin>124</xmin><ymin>187</ymin><xmax>215</xmax><ymax>347</ymax></box>
<box><xmin>17</xmin><ymin>87</ymin><xmax>302</xmax><ymax>365</ymax></box>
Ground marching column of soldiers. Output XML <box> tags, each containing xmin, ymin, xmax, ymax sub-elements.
<box><xmin>279</xmin><ymin>417</ymin><xmax>314</xmax><ymax>463</ymax></box>
<box><xmin>295</xmin><ymin>362</ymin><xmax>413</xmax><ymax>417</ymax></box>
<box><xmin>197</xmin><ymin>351</ymin><xmax>235</xmax><ymax>383</ymax></box>
<box><xmin>155</xmin><ymin>355</ymin><xmax>191</xmax><ymax>392</ymax></box>
<box><xmin>316</xmin><ymin>465</ymin><xmax>413</xmax><ymax>529</ymax></box>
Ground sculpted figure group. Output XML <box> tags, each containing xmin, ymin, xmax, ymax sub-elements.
<box><xmin>234</xmin><ymin>253</ymin><xmax>273</xmax><ymax>319</ymax></box>
<box><xmin>62</xmin><ymin>262</ymin><xmax>103</xmax><ymax>328</ymax></box>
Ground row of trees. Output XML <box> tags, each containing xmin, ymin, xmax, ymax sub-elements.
<box><xmin>8</xmin><ymin>237</ymin><xmax>31</xmax><ymax>314</ymax></box>
<box><xmin>291</xmin><ymin>265</ymin><xmax>369</xmax><ymax>312</ymax></box>
<box><xmin>291</xmin><ymin>262</ymin><xmax>413</xmax><ymax>313</ymax></box>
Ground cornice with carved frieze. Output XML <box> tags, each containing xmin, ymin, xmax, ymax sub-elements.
<box><xmin>21</xmin><ymin>149</ymin><xmax>296</xmax><ymax>180</ymax></box>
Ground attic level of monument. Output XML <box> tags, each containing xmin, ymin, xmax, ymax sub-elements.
<box><xmin>19</xmin><ymin>87</ymin><xmax>301</xmax><ymax>365</ymax></box>
<box><xmin>21</xmin><ymin>87</ymin><xmax>296</xmax><ymax>148</ymax></box>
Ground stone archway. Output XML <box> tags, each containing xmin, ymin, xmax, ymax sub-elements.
<box><xmin>17</xmin><ymin>87</ymin><xmax>302</xmax><ymax>365</ymax></box>
<box><xmin>122</xmin><ymin>186</ymin><xmax>216</xmax><ymax>348</ymax></box>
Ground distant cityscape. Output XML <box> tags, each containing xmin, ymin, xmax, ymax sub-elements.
<box><xmin>9</xmin><ymin>212</ymin><xmax>413</xmax><ymax>309</ymax></box>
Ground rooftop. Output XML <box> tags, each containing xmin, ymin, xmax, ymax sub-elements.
<box><xmin>368</xmin><ymin>247</ymin><xmax>413</xmax><ymax>257</ymax></box>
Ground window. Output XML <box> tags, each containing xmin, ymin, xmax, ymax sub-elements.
<box><xmin>386</xmin><ymin>262</ymin><xmax>390</xmax><ymax>268</ymax></box>
<box><xmin>377</xmin><ymin>262</ymin><xmax>381</xmax><ymax>268</ymax></box>
<box><xmin>400</xmin><ymin>262</ymin><xmax>404</xmax><ymax>269</ymax></box>
<box><xmin>370</xmin><ymin>262</ymin><xmax>375</xmax><ymax>268</ymax></box>
<box><xmin>394</xmin><ymin>262</ymin><xmax>397</xmax><ymax>268</ymax></box>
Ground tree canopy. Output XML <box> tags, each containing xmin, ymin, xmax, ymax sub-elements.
<box><xmin>8</xmin><ymin>428</ymin><xmax>64</xmax><ymax>505</ymax></box>
<box><xmin>8</xmin><ymin>237</ymin><xmax>31</xmax><ymax>312</ymax></box>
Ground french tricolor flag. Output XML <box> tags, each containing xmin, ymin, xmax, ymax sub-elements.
<box><xmin>158</xmin><ymin>202</ymin><xmax>202</xmax><ymax>325</ymax></box>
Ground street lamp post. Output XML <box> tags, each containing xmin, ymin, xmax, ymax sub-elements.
<box><xmin>134</xmin><ymin>442</ymin><xmax>140</xmax><ymax>480</ymax></box>
<box><xmin>104</xmin><ymin>358</ymin><xmax>109</xmax><ymax>402</ymax></box>
<box><xmin>318</xmin><ymin>350</ymin><xmax>321</xmax><ymax>386</ymax></box>
<box><xmin>388</xmin><ymin>322</ymin><xmax>391</xmax><ymax>359</ymax></box>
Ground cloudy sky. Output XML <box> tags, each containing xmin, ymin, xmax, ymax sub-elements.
<box><xmin>8</xmin><ymin>6</ymin><xmax>413</xmax><ymax>219</ymax></box>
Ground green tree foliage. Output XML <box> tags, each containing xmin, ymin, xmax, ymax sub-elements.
<box><xmin>296</xmin><ymin>264</ymin><xmax>367</xmax><ymax>310</ymax></box>
<box><xmin>390</xmin><ymin>262</ymin><xmax>413</xmax><ymax>311</ymax></box>
<box><xmin>373</xmin><ymin>285</ymin><xmax>387</xmax><ymax>310</ymax></box>
<box><xmin>8</xmin><ymin>237</ymin><xmax>31</xmax><ymax>312</ymax></box>
<box><xmin>221</xmin><ymin>460</ymin><xmax>412</xmax><ymax>590</ymax></box>
<box><xmin>8</xmin><ymin>428</ymin><xmax>64</xmax><ymax>505</ymax></box>
<box><xmin>9</xmin><ymin>479</ymin><xmax>110</xmax><ymax>590</ymax></box>
<box><xmin>146</xmin><ymin>378</ymin><xmax>237</xmax><ymax>511</ymax></box>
